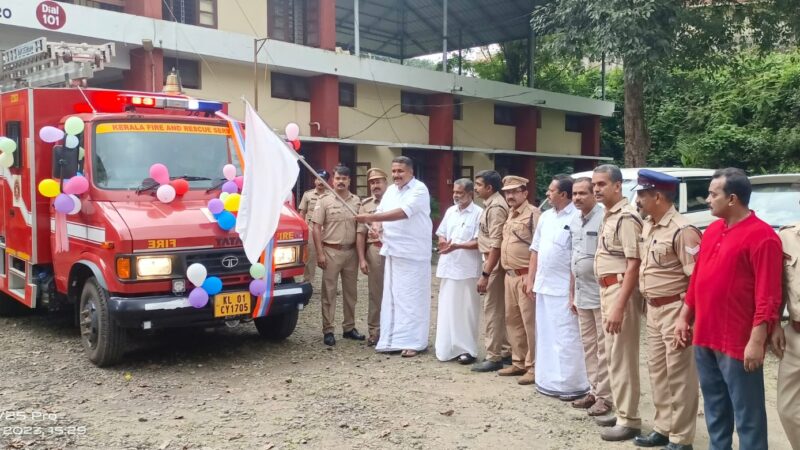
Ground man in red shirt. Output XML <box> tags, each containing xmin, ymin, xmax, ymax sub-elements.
<box><xmin>675</xmin><ymin>168</ymin><xmax>782</xmax><ymax>450</ymax></box>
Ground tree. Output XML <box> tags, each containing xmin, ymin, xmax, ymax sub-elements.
<box><xmin>532</xmin><ymin>0</ymin><xmax>798</xmax><ymax>167</ymax></box>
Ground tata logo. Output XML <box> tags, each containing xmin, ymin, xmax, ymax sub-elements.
<box><xmin>221</xmin><ymin>255</ymin><xmax>239</xmax><ymax>269</ymax></box>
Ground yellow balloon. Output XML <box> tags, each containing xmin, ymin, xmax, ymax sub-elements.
<box><xmin>223</xmin><ymin>193</ymin><xmax>241</xmax><ymax>212</ymax></box>
<box><xmin>38</xmin><ymin>179</ymin><xmax>60</xmax><ymax>198</ymax></box>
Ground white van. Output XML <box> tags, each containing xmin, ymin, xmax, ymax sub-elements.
<box><xmin>540</xmin><ymin>167</ymin><xmax>716</xmax><ymax>228</ymax></box>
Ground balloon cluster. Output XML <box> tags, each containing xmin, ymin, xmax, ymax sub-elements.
<box><xmin>0</xmin><ymin>136</ymin><xmax>17</xmax><ymax>168</ymax></box>
<box><xmin>37</xmin><ymin>175</ymin><xmax>90</xmax><ymax>214</ymax></box>
<box><xmin>186</xmin><ymin>263</ymin><xmax>223</xmax><ymax>309</ymax></box>
<box><xmin>207</xmin><ymin>164</ymin><xmax>242</xmax><ymax>231</ymax></box>
<box><xmin>149</xmin><ymin>163</ymin><xmax>188</xmax><ymax>204</ymax></box>
<box><xmin>285</xmin><ymin>123</ymin><xmax>301</xmax><ymax>151</ymax></box>
<box><xmin>248</xmin><ymin>262</ymin><xmax>268</xmax><ymax>297</ymax></box>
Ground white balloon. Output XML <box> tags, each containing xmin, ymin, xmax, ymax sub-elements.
<box><xmin>68</xmin><ymin>194</ymin><xmax>81</xmax><ymax>215</ymax></box>
<box><xmin>186</xmin><ymin>263</ymin><xmax>207</xmax><ymax>286</ymax></box>
<box><xmin>156</xmin><ymin>184</ymin><xmax>176</xmax><ymax>203</ymax></box>
<box><xmin>219</xmin><ymin>192</ymin><xmax>230</xmax><ymax>201</ymax></box>
<box><xmin>284</xmin><ymin>122</ymin><xmax>300</xmax><ymax>141</ymax></box>
<box><xmin>222</xmin><ymin>164</ymin><xmax>236</xmax><ymax>181</ymax></box>
<box><xmin>65</xmin><ymin>135</ymin><xmax>79</xmax><ymax>149</ymax></box>
<box><xmin>0</xmin><ymin>151</ymin><xmax>13</xmax><ymax>168</ymax></box>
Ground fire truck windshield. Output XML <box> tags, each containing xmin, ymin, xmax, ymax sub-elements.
<box><xmin>91</xmin><ymin>121</ymin><xmax>240</xmax><ymax>190</ymax></box>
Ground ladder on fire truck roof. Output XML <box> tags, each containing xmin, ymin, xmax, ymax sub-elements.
<box><xmin>0</xmin><ymin>38</ymin><xmax>115</xmax><ymax>92</ymax></box>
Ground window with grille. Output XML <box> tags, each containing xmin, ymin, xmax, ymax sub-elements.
<box><xmin>164</xmin><ymin>58</ymin><xmax>201</xmax><ymax>89</ymax></box>
<box><xmin>268</xmin><ymin>0</ymin><xmax>318</xmax><ymax>46</ymax></box>
<box><xmin>271</xmin><ymin>73</ymin><xmax>311</xmax><ymax>102</ymax></box>
<box><xmin>162</xmin><ymin>0</ymin><xmax>217</xmax><ymax>27</ymax></box>
<box><xmin>494</xmin><ymin>105</ymin><xmax>515</xmax><ymax>126</ymax></box>
<box><xmin>565</xmin><ymin>114</ymin><xmax>583</xmax><ymax>132</ymax></box>
<box><xmin>339</xmin><ymin>83</ymin><xmax>356</xmax><ymax>107</ymax></box>
<box><xmin>401</xmin><ymin>91</ymin><xmax>429</xmax><ymax>116</ymax></box>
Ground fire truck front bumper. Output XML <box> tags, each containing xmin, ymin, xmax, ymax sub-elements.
<box><xmin>107</xmin><ymin>281</ymin><xmax>312</xmax><ymax>329</ymax></box>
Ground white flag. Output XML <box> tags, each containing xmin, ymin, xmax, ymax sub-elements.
<box><xmin>236</xmin><ymin>102</ymin><xmax>300</xmax><ymax>263</ymax></box>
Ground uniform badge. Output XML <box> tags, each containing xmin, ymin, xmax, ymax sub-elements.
<box><xmin>685</xmin><ymin>245</ymin><xmax>700</xmax><ymax>256</ymax></box>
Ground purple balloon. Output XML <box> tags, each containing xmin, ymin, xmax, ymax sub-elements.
<box><xmin>208</xmin><ymin>198</ymin><xmax>224</xmax><ymax>215</ymax></box>
<box><xmin>188</xmin><ymin>287</ymin><xmax>209</xmax><ymax>308</ymax></box>
<box><xmin>222</xmin><ymin>181</ymin><xmax>238</xmax><ymax>194</ymax></box>
<box><xmin>54</xmin><ymin>193</ymin><xmax>75</xmax><ymax>214</ymax></box>
<box><xmin>249</xmin><ymin>279</ymin><xmax>267</xmax><ymax>297</ymax></box>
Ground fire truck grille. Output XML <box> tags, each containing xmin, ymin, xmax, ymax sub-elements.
<box><xmin>184</xmin><ymin>249</ymin><xmax>249</xmax><ymax>276</ymax></box>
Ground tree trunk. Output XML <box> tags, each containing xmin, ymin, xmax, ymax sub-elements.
<box><xmin>623</xmin><ymin>64</ymin><xmax>650</xmax><ymax>167</ymax></box>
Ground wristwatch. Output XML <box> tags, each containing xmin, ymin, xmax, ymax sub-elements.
<box><xmin>481</xmin><ymin>271</ymin><xmax>490</xmax><ymax>278</ymax></box>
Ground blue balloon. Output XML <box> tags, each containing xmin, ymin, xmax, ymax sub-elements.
<box><xmin>217</xmin><ymin>211</ymin><xmax>236</xmax><ymax>231</ymax></box>
<box><xmin>202</xmin><ymin>276</ymin><xmax>223</xmax><ymax>295</ymax></box>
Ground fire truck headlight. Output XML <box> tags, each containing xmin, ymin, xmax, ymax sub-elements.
<box><xmin>136</xmin><ymin>256</ymin><xmax>173</xmax><ymax>277</ymax></box>
<box><xmin>273</xmin><ymin>246</ymin><xmax>299</xmax><ymax>267</ymax></box>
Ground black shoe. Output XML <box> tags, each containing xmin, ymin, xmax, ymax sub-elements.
<box><xmin>470</xmin><ymin>359</ymin><xmax>503</xmax><ymax>372</ymax></box>
<box><xmin>501</xmin><ymin>355</ymin><xmax>512</xmax><ymax>365</ymax></box>
<box><xmin>342</xmin><ymin>328</ymin><xmax>366</xmax><ymax>341</ymax></box>
<box><xmin>323</xmin><ymin>333</ymin><xmax>336</xmax><ymax>346</ymax></box>
<box><xmin>634</xmin><ymin>431</ymin><xmax>669</xmax><ymax>447</ymax></box>
<box><xmin>664</xmin><ymin>444</ymin><xmax>693</xmax><ymax>450</ymax></box>
<box><xmin>457</xmin><ymin>353</ymin><xmax>476</xmax><ymax>365</ymax></box>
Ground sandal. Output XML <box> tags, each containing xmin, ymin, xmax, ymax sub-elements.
<box><xmin>587</xmin><ymin>398</ymin><xmax>612</xmax><ymax>416</ymax></box>
<box><xmin>401</xmin><ymin>349</ymin><xmax>418</xmax><ymax>358</ymax></box>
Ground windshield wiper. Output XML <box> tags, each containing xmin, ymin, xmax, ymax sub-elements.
<box><xmin>205</xmin><ymin>177</ymin><xmax>227</xmax><ymax>193</ymax></box>
<box><xmin>136</xmin><ymin>176</ymin><xmax>212</xmax><ymax>194</ymax></box>
<box><xmin>174</xmin><ymin>175</ymin><xmax>212</xmax><ymax>182</ymax></box>
<box><xmin>135</xmin><ymin>181</ymin><xmax>160</xmax><ymax>195</ymax></box>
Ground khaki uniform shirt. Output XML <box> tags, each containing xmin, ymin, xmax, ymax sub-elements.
<box><xmin>299</xmin><ymin>189</ymin><xmax>327</xmax><ymax>223</ymax></box>
<box><xmin>780</xmin><ymin>223</ymin><xmax>800</xmax><ymax>321</ymax></box>
<box><xmin>357</xmin><ymin>196</ymin><xmax>381</xmax><ymax>244</ymax></box>
<box><xmin>478</xmin><ymin>192</ymin><xmax>509</xmax><ymax>254</ymax></box>
<box><xmin>312</xmin><ymin>192</ymin><xmax>361</xmax><ymax>245</ymax></box>
<box><xmin>638</xmin><ymin>206</ymin><xmax>701</xmax><ymax>298</ymax></box>
<box><xmin>500</xmin><ymin>200</ymin><xmax>540</xmax><ymax>270</ymax></box>
<box><xmin>594</xmin><ymin>198</ymin><xmax>643</xmax><ymax>277</ymax></box>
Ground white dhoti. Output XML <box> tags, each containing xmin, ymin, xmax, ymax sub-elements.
<box><xmin>535</xmin><ymin>293</ymin><xmax>590</xmax><ymax>397</ymax></box>
<box><xmin>434</xmin><ymin>277</ymin><xmax>481</xmax><ymax>361</ymax></box>
<box><xmin>376</xmin><ymin>256</ymin><xmax>432</xmax><ymax>352</ymax></box>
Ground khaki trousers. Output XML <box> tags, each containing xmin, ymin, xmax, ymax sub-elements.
<box><xmin>504</xmin><ymin>274</ymin><xmax>535</xmax><ymax>372</ymax></box>
<box><xmin>365</xmin><ymin>244</ymin><xmax>385</xmax><ymax>338</ymax></box>
<box><xmin>484</xmin><ymin>264</ymin><xmax>511</xmax><ymax>361</ymax></box>
<box><xmin>600</xmin><ymin>282</ymin><xmax>642</xmax><ymax>428</ymax></box>
<box><xmin>646</xmin><ymin>300</ymin><xmax>698</xmax><ymax>445</ymax></box>
<box><xmin>303</xmin><ymin>227</ymin><xmax>318</xmax><ymax>282</ymax></box>
<box><xmin>320</xmin><ymin>246</ymin><xmax>358</xmax><ymax>334</ymax></box>
<box><xmin>778</xmin><ymin>323</ymin><xmax>800</xmax><ymax>449</ymax></box>
<box><xmin>577</xmin><ymin>307</ymin><xmax>612</xmax><ymax>401</ymax></box>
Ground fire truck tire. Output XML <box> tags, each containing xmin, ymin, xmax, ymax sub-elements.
<box><xmin>79</xmin><ymin>277</ymin><xmax>126</xmax><ymax>367</ymax></box>
<box><xmin>254</xmin><ymin>309</ymin><xmax>299</xmax><ymax>341</ymax></box>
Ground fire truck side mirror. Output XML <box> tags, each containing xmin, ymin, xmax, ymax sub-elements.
<box><xmin>52</xmin><ymin>145</ymin><xmax>79</xmax><ymax>180</ymax></box>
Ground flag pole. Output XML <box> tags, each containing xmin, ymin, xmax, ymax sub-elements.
<box><xmin>240</xmin><ymin>97</ymin><xmax>359</xmax><ymax>216</ymax></box>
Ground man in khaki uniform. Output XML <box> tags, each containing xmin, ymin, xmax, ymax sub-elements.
<box><xmin>772</xmin><ymin>219</ymin><xmax>800</xmax><ymax>449</ymax></box>
<box><xmin>356</xmin><ymin>168</ymin><xmax>388</xmax><ymax>347</ymax></box>
<box><xmin>299</xmin><ymin>170</ymin><xmax>330</xmax><ymax>282</ymax></box>
<box><xmin>473</xmin><ymin>170</ymin><xmax>512</xmax><ymax>372</ymax></box>
<box><xmin>592</xmin><ymin>164</ymin><xmax>643</xmax><ymax>442</ymax></box>
<box><xmin>633</xmin><ymin>170</ymin><xmax>700</xmax><ymax>450</ymax></box>
<box><xmin>312</xmin><ymin>166</ymin><xmax>363</xmax><ymax>346</ymax></box>
<box><xmin>498</xmin><ymin>175</ymin><xmax>540</xmax><ymax>384</ymax></box>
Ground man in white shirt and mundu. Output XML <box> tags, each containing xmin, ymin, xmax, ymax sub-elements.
<box><xmin>434</xmin><ymin>179</ymin><xmax>483</xmax><ymax>363</ymax></box>
<box><xmin>355</xmin><ymin>156</ymin><xmax>433</xmax><ymax>358</ymax></box>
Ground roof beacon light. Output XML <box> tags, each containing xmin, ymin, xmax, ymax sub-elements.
<box><xmin>118</xmin><ymin>93</ymin><xmax>223</xmax><ymax>113</ymax></box>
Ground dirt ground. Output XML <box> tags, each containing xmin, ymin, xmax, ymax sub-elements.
<box><xmin>0</xmin><ymin>266</ymin><xmax>792</xmax><ymax>450</ymax></box>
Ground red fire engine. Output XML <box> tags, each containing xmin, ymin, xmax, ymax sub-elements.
<box><xmin>0</xmin><ymin>39</ymin><xmax>312</xmax><ymax>366</ymax></box>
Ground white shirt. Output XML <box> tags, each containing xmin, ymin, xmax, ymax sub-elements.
<box><xmin>531</xmin><ymin>202</ymin><xmax>578</xmax><ymax>296</ymax></box>
<box><xmin>377</xmin><ymin>177</ymin><xmax>433</xmax><ymax>261</ymax></box>
<box><xmin>435</xmin><ymin>202</ymin><xmax>483</xmax><ymax>280</ymax></box>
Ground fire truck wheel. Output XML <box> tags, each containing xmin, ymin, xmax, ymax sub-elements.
<box><xmin>79</xmin><ymin>277</ymin><xmax>126</xmax><ymax>367</ymax></box>
<box><xmin>254</xmin><ymin>308</ymin><xmax>299</xmax><ymax>341</ymax></box>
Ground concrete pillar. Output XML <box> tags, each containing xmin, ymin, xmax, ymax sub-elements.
<box><xmin>515</xmin><ymin>106</ymin><xmax>538</xmax><ymax>202</ymax></box>
<box><xmin>125</xmin><ymin>0</ymin><xmax>162</xmax><ymax>19</ymax></box>
<box><xmin>309</xmin><ymin>74</ymin><xmax>340</xmax><ymax>172</ymax></box>
<box><xmin>123</xmin><ymin>48</ymin><xmax>164</xmax><ymax>92</ymax></box>
<box><xmin>428</xmin><ymin>93</ymin><xmax>455</xmax><ymax>224</ymax></box>
<box><xmin>574</xmin><ymin>116</ymin><xmax>601</xmax><ymax>173</ymax></box>
<box><xmin>317</xmin><ymin>0</ymin><xmax>337</xmax><ymax>50</ymax></box>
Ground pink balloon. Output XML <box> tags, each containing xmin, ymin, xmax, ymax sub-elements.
<box><xmin>208</xmin><ymin>198</ymin><xmax>224</xmax><ymax>215</ymax></box>
<box><xmin>222</xmin><ymin>181</ymin><xmax>238</xmax><ymax>194</ymax></box>
<box><xmin>285</xmin><ymin>123</ymin><xmax>300</xmax><ymax>141</ymax></box>
<box><xmin>222</xmin><ymin>164</ymin><xmax>236</xmax><ymax>181</ymax></box>
<box><xmin>156</xmin><ymin>184</ymin><xmax>176</xmax><ymax>203</ymax></box>
<box><xmin>63</xmin><ymin>175</ymin><xmax>89</xmax><ymax>195</ymax></box>
<box><xmin>234</xmin><ymin>176</ymin><xmax>244</xmax><ymax>191</ymax></box>
<box><xmin>249</xmin><ymin>279</ymin><xmax>267</xmax><ymax>297</ymax></box>
<box><xmin>39</xmin><ymin>126</ymin><xmax>64</xmax><ymax>143</ymax></box>
<box><xmin>188</xmin><ymin>287</ymin><xmax>209</xmax><ymax>308</ymax></box>
<box><xmin>54</xmin><ymin>193</ymin><xmax>74</xmax><ymax>214</ymax></box>
<box><xmin>149</xmin><ymin>163</ymin><xmax>170</xmax><ymax>185</ymax></box>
